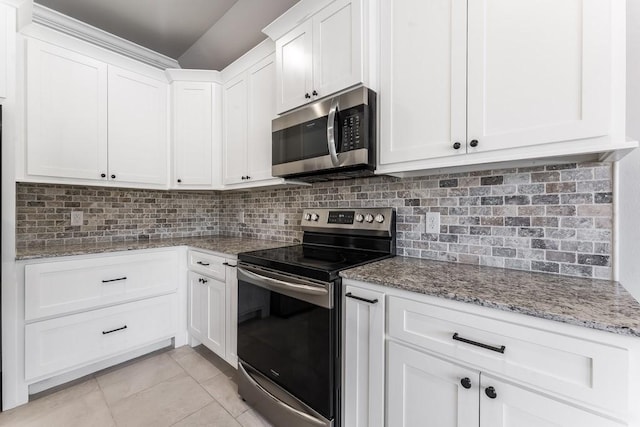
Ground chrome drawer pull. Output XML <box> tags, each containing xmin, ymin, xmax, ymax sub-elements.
<box><xmin>345</xmin><ymin>292</ymin><xmax>378</xmax><ymax>304</ymax></box>
<box><xmin>452</xmin><ymin>333</ymin><xmax>506</xmax><ymax>354</ymax></box>
<box><xmin>101</xmin><ymin>277</ymin><xmax>127</xmax><ymax>283</ymax></box>
<box><xmin>196</xmin><ymin>261</ymin><xmax>210</xmax><ymax>266</ymax></box>
<box><xmin>102</xmin><ymin>325</ymin><xmax>127</xmax><ymax>335</ymax></box>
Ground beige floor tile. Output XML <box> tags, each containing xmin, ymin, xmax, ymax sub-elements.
<box><xmin>173</xmin><ymin>351</ymin><xmax>223</xmax><ymax>383</ymax></box>
<box><xmin>172</xmin><ymin>401</ymin><xmax>241</xmax><ymax>427</ymax></box>
<box><xmin>168</xmin><ymin>345</ymin><xmax>196</xmax><ymax>361</ymax></box>
<box><xmin>193</xmin><ymin>346</ymin><xmax>236</xmax><ymax>377</ymax></box>
<box><xmin>110</xmin><ymin>374</ymin><xmax>212</xmax><ymax>427</ymax></box>
<box><xmin>236</xmin><ymin>409</ymin><xmax>274</xmax><ymax>427</ymax></box>
<box><xmin>0</xmin><ymin>379</ymin><xmax>115</xmax><ymax>427</ymax></box>
<box><xmin>201</xmin><ymin>374</ymin><xmax>249</xmax><ymax>418</ymax></box>
<box><xmin>96</xmin><ymin>353</ymin><xmax>185</xmax><ymax>405</ymax></box>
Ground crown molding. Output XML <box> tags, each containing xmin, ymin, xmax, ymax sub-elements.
<box><xmin>262</xmin><ymin>0</ymin><xmax>333</xmax><ymax>41</ymax></box>
<box><xmin>165</xmin><ymin>69</ymin><xmax>221</xmax><ymax>84</ymax></box>
<box><xmin>31</xmin><ymin>4</ymin><xmax>180</xmax><ymax>69</ymax></box>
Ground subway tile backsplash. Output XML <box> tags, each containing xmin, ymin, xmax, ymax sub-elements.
<box><xmin>16</xmin><ymin>162</ymin><xmax>613</xmax><ymax>279</ymax></box>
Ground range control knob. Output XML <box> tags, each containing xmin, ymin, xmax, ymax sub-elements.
<box><xmin>304</xmin><ymin>213</ymin><xmax>312</xmax><ymax>221</ymax></box>
<box><xmin>355</xmin><ymin>213</ymin><xmax>364</xmax><ymax>222</ymax></box>
<box><xmin>375</xmin><ymin>214</ymin><xmax>385</xmax><ymax>223</ymax></box>
<box><xmin>364</xmin><ymin>214</ymin><xmax>374</xmax><ymax>223</ymax></box>
<box><xmin>311</xmin><ymin>213</ymin><xmax>319</xmax><ymax>221</ymax></box>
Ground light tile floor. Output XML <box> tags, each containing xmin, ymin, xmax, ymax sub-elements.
<box><xmin>0</xmin><ymin>345</ymin><xmax>274</xmax><ymax>427</ymax></box>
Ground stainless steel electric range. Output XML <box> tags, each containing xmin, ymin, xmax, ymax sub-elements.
<box><xmin>236</xmin><ymin>208</ymin><xmax>396</xmax><ymax>427</ymax></box>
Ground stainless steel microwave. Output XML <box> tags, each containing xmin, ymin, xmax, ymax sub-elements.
<box><xmin>272</xmin><ymin>86</ymin><xmax>376</xmax><ymax>182</ymax></box>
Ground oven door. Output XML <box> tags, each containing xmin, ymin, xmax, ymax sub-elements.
<box><xmin>237</xmin><ymin>263</ymin><xmax>336</xmax><ymax>426</ymax></box>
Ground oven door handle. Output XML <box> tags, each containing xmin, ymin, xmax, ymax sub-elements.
<box><xmin>238</xmin><ymin>267</ymin><xmax>328</xmax><ymax>296</ymax></box>
<box><xmin>327</xmin><ymin>97</ymin><xmax>340</xmax><ymax>167</ymax></box>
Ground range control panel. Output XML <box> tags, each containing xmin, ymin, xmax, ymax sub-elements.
<box><xmin>301</xmin><ymin>208</ymin><xmax>395</xmax><ymax>234</ymax></box>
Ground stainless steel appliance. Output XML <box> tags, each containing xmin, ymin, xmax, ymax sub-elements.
<box><xmin>237</xmin><ymin>208</ymin><xmax>396</xmax><ymax>427</ymax></box>
<box><xmin>271</xmin><ymin>86</ymin><xmax>376</xmax><ymax>182</ymax></box>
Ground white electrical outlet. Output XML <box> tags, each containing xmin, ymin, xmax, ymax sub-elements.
<box><xmin>70</xmin><ymin>211</ymin><xmax>83</xmax><ymax>226</ymax></box>
<box><xmin>238</xmin><ymin>211</ymin><xmax>245</xmax><ymax>224</ymax></box>
<box><xmin>278</xmin><ymin>213</ymin><xmax>286</xmax><ymax>226</ymax></box>
<box><xmin>425</xmin><ymin>212</ymin><xmax>440</xmax><ymax>233</ymax></box>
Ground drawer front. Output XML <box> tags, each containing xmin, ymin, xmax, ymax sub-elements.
<box><xmin>188</xmin><ymin>250</ymin><xmax>226</xmax><ymax>280</ymax></box>
<box><xmin>25</xmin><ymin>250</ymin><xmax>179</xmax><ymax>321</ymax></box>
<box><xmin>387</xmin><ymin>296</ymin><xmax>629</xmax><ymax>416</ymax></box>
<box><xmin>25</xmin><ymin>294</ymin><xmax>176</xmax><ymax>381</ymax></box>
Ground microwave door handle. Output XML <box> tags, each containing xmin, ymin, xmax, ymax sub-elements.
<box><xmin>327</xmin><ymin>97</ymin><xmax>340</xmax><ymax>167</ymax></box>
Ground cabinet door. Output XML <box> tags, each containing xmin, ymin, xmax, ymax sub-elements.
<box><xmin>479</xmin><ymin>375</ymin><xmax>624</xmax><ymax>427</ymax></box>
<box><xmin>275</xmin><ymin>20</ymin><xmax>313</xmax><ymax>113</ymax></box>
<box><xmin>467</xmin><ymin>0</ymin><xmax>612</xmax><ymax>153</ymax></box>
<box><xmin>108</xmin><ymin>65</ymin><xmax>168</xmax><ymax>185</ymax></box>
<box><xmin>172</xmin><ymin>81</ymin><xmax>213</xmax><ymax>186</ymax></box>
<box><xmin>246</xmin><ymin>54</ymin><xmax>276</xmax><ymax>183</ymax></box>
<box><xmin>202</xmin><ymin>277</ymin><xmax>226</xmax><ymax>358</ymax></box>
<box><xmin>343</xmin><ymin>285</ymin><xmax>385</xmax><ymax>427</ymax></box>
<box><xmin>387</xmin><ymin>342</ymin><xmax>478</xmax><ymax>427</ymax></box>
<box><xmin>188</xmin><ymin>272</ymin><xmax>205</xmax><ymax>341</ymax></box>
<box><xmin>379</xmin><ymin>0</ymin><xmax>467</xmax><ymax>165</ymax></box>
<box><xmin>222</xmin><ymin>73</ymin><xmax>248</xmax><ymax>185</ymax></box>
<box><xmin>312</xmin><ymin>0</ymin><xmax>362</xmax><ymax>100</ymax></box>
<box><xmin>26</xmin><ymin>39</ymin><xmax>108</xmax><ymax>181</ymax></box>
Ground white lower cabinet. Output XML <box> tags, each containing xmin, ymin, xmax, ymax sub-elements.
<box><xmin>25</xmin><ymin>293</ymin><xmax>176</xmax><ymax>381</ymax></box>
<box><xmin>186</xmin><ymin>250</ymin><xmax>237</xmax><ymax>366</ymax></box>
<box><xmin>342</xmin><ymin>280</ymin><xmax>635</xmax><ymax>427</ymax></box>
<box><xmin>387</xmin><ymin>342</ymin><xmax>478</xmax><ymax>427</ymax></box>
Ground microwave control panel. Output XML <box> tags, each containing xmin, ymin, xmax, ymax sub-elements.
<box><xmin>341</xmin><ymin>107</ymin><xmax>365</xmax><ymax>152</ymax></box>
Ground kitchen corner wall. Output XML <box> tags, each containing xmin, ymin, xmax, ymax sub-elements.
<box><xmin>16</xmin><ymin>161</ymin><xmax>613</xmax><ymax>280</ymax></box>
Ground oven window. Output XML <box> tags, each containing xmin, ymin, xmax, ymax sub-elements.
<box><xmin>272</xmin><ymin>116</ymin><xmax>330</xmax><ymax>165</ymax></box>
<box><xmin>237</xmin><ymin>279</ymin><xmax>334</xmax><ymax>418</ymax></box>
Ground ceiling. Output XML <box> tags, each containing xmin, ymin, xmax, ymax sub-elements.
<box><xmin>34</xmin><ymin>0</ymin><xmax>299</xmax><ymax>70</ymax></box>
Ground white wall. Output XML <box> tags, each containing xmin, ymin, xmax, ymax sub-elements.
<box><xmin>617</xmin><ymin>0</ymin><xmax>640</xmax><ymax>301</ymax></box>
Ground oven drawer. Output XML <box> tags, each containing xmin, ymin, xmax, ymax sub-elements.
<box><xmin>25</xmin><ymin>250</ymin><xmax>179</xmax><ymax>321</ymax></box>
<box><xmin>387</xmin><ymin>295</ymin><xmax>629</xmax><ymax>415</ymax></box>
<box><xmin>25</xmin><ymin>294</ymin><xmax>176</xmax><ymax>381</ymax></box>
<box><xmin>188</xmin><ymin>250</ymin><xmax>226</xmax><ymax>280</ymax></box>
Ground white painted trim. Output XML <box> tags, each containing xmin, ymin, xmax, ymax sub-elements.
<box><xmin>613</xmin><ymin>161</ymin><xmax>620</xmax><ymax>282</ymax></box>
<box><xmin>165</xmin><ymin>69</ymin><xmax>221</xmax><ymax>83</ymax></box>
<box><xmin>31</xmin><ymin>3</ymin><xmax>179</xmax><ymax>70</ymax></box>
<box><xmin>262</xmin><ymin>0</ymin><xmax>334</xmax><ymax>40</ymax></box>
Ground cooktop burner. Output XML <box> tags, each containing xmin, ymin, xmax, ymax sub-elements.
<box><xmin>239</xmin><ymin>208</ymin><xmax>396</xmax><ymax>282</ymax></box>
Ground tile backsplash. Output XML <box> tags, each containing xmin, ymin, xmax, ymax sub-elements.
<box><xmin>17</xmin><ymin>162</ymin><xmax>613</xmax><ymax>279</ymax></box>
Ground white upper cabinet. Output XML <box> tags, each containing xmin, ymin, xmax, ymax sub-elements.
<box><xmin>172</xmin><ymin>81</ymin><xmax>214</xmax><ymax>187</ymax></box>
<box><xmin>247</xmin><ymin>55</ymin><xmax>277</xmax><ymax>182</ymax></box>
<box><xmin>107</xmin><ymin>65</ymin><xmax>168</xmax><ymax>185</ymax></box>
<box><xmin>274</xmin><ymin>0</ymin><xmax>363</xmax><ymax>114</ymax></box>
<box><xmin>466</xmin><ymin>0</ymin><xmax>611</xmax><ymax>154</ymax></box>
<box><xmin>26</xmin><ymin>39</ymin><xmax>108</xmax><ymax>181</ymax></box>
<box><xmin>379</xmin><ymin>0</ymin><xmax>467</xmax><ymax>165</ymax></box>
<box><xmin>25</xmin><ymin>38</ymin><xmax>170</xmax><ymax>187</ymax></box>
<box><xmin>276</xmin><ymin>20</ymin><xmax>313</xmax><ymax>114</ymax></box>
<box><xmin>0</xmin><ymin>3</ymin><xmax>10</xmax><ymax>99</ymax></box>
<box><xmin>378</xmin><ymin>0</ymin><xmax>627</xmax><ymax>174</ymax></box>
<box><xmin>222</xmin><ymin>49</ymin><xmax>280</xmax><ymax>188</ymax></box>
<box><xmin>222</xmin><ymin>73</ymin><xmax>249</xmax><ymax>185</ymax></box>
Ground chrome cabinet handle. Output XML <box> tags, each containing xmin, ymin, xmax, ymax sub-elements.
<box><xmin>102</xmin><ymin>325</ymin><xmax>127</xmax><ymax>335</ymax></box>
<box><xmin>102</xmin><ymin>277</ymin><xmax>127</xmax><ymax>283</ymax></box>
<box><xmin>327</xmin><ymin>97</ymin><xmax>340</xmax><ymax>167</ymax></box>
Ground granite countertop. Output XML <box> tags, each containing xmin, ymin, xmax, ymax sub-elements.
<box><xmin>340</xmin><ymin>256</ymin><xmax>640</xmax><ymax>337</ymax></box>
<box><xmin>16</xmin><ymin>236</ymin><xmax>294</xmax><ymax>260</ymax></box>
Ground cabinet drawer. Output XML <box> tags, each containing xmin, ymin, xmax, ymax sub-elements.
<box><xmin>25</xmin><ymin>250</ymin><xmax>179</xmax><ymax>321</ymax></box>
<box><xmin>25</xmin><ymin>294</ymin><xmax>176</xmax><ymax>381</ymax></box>
<box><xmin>188</xmin><ymin>250</ymin><xmax>226</xmax><ymax>280</ymax></box>
<box><xmin>387</xmin><ymin>296</ymin><xmax>629</xmax><ymax>416</ymax></box>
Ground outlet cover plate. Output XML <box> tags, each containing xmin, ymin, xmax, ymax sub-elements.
<box><xmin>425</xmin><ymin>212</ymin><xmax>440</xmax><ymax>233</ymax></box>
<box><xmin>71</xmin><ymin>211</ymin><xmax>83</xmax><ymax>226</ymax></box>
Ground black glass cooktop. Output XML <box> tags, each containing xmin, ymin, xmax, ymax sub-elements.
<box><xmin>238</xmin><ymin>244</ymin><xmax>393</xmax><ymax>282</ymax></box>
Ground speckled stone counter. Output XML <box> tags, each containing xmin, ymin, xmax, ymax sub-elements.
<box><xmin>340</xmin><ymin>256</ymin><xmax>640</xmax><ymax>337</ymax></box>
<box><xmin>16</xmin><ymin>236</ymin><xmax>294</xmax><ymax>260</ymax></box>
